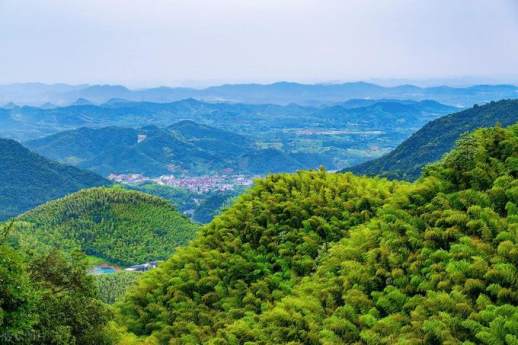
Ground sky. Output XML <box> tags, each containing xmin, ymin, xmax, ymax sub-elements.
<box><xmin>0</xmin><ymin>0</ymin><xmax>518</xmax><ymax>87</ymax></box>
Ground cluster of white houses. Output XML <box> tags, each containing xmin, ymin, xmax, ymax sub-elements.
<box><xmin>124</xmin><ymin>260</ymin><xmax>159</xmax><ymax>272</ymax></box>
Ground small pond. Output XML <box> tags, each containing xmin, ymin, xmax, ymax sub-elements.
<box><xmin>91</xmin><ymin>265</ymin><xmax>117</xmax><ymax>275</ymax></box>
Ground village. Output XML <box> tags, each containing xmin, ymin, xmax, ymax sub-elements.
<box><xmin>108</xmin><ymin>173</ymin><xmax>256</xmax><ymax>193</ymax></box>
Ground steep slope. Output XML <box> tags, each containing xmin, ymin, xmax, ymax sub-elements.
<box><xmin>114</xmin><ymin>123</ymin><xmax>518</xmax><ymax>344</ymax></box>
<box><xmin>0</xmin><ymin>138</ymin><xmax>109</xmax><ymax>220</ymax></box>
<box><xmin>212</xmin><ymin>123</ymin><xmax>518</xmax><ymax>345</ymax></box>
<box><xmin>350</xmin><ymin>99</ymin><xmax>518</xmax><ymax>180</ymax></box>
<box><xmin>115</xmin><ymin>170</ymin><xmax>405</xmax><ymax>343</ymax></box>
<box><xmin>15</xmin><ymin>187</ymin><xmax>199</xmax><ymax>266</ymax></box>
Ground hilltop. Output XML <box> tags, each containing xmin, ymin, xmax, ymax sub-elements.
<box><xmin>15</xmin><ymin>187</ymin><xmax>199</xmax><ymax>266</ymax></box>
<box><xmin>24</xmin><ymin>121</ymin><xmax>311</xmax><ymax>176</ymax></box>
<box><xmin>350</xmin><ymin>99</ymin><xmax>518</xmax><ymax>180</ymax></box>
<box><xmin>0</xmin><ymin>138</ymin><xmax>109</xmax><ymax>220</ymax></box>
<box><xmin>25</xmin><ymin>125</ymin><xmax>225</xmax><ymax>176</ymax></box>
<box><xmin>113</xmin><ymin>123</ymin><xmax>518</xmax><ymax>344</ymax></box>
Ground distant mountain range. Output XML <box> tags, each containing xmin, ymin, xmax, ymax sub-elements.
<box><xmin>348</xmin><ymin>99</ymin><xmax>518</xmax><ymax>180</ymax></box>
<box><xmin>24</xmin><ymin>120</ymin><xmax>318</xmax><ymax>176</ymax></box>
<box><xmin>1</xmin><ymin>82</ymin><xmax>517</xmax><ymax>107</ymax></box>
<box><xmin>1</xmin><ymin>98</ymin><xmax>457</xmax><ymax>171</ymax></box>
<box><xmin>0</xmin><ymin>97</ymin><xmax>456</xmax><ymax>140</ymax></box>
<box><xmin>0</xmin><ymin>138</ymin><xmax>109</xmax><ymax>220</ymax></box>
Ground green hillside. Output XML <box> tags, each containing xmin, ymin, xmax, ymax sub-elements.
<box><xmin>349</xmin><ymin>99</ymin><xmax>518</xmax><ymax>180</ymax></box>
<box><xmin>0</xmin><ymin>138</ymin><xmax>109</xmax><ymax>220</ymax></box>
<box><xmin>114</xmin><ymin>123</ymin><xmax>518</xmax><ymax>344</ymax></box>
<box><xmin>24</xmin><ymin>121</ymin><xmax>313</xmax><ymax>176</ymax></box>
<box><xmin>19</xmin><ymin>99</ymin><xmax>457</xmax><ymax>174</ymax></box>
<box><xmin>14</xmin><ymin>187</ymin><xmax>199</xmax><ymax>266</ymax></box>
<box><xmin>24</xmin><ymin>124</ymin><xmax>236</xmax><ymax>176</ymax></box>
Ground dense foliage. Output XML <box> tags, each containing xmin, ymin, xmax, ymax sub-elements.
<box><xmin>114</xmin><ymin>123</ymin><xmax>518</xmax><ymax>344</ymax></box>
<box><xmin>350</xmin><ymin>99</ymin><xmax>518</xmax><ymax>180</ymax></box>
<box><xmin>0</xmin><ymin>228</ymin><xmax>111</xmax><ymax>345</ymax></box>
<box><xmin>14</xmin><ymin>187</ymin><xmax>199</xmax><ymax>266</ymax></box>
<box><xmin>0</xmin><ymin>226</ymin><xmax>35</xmax><ymax>343</ymax></box>
<box><xmin>0</xmin><ymin>138</ymin><xmax>109</xmax><ymax>220</ymax></box>
<box><xmin>96</xmin><ymin>272</ymin><xmax>141</xmax><ymax>304</ymax></box>
<box><xmin>115</xmin><ymin>169</ymin><xmax>404</xmax><ymax>343</ymax></box>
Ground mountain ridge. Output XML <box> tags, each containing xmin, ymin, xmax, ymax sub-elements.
<box><xmin>348</xmin><ymin>99</ymin><xmax>518</xmax><ymax>180</ymax></box>
<box><xmin>1</xmin><ymin>81</ymin><xmax>516</xmax><ymax>106</ymax></box>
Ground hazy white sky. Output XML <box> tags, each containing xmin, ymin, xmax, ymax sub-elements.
<box><xmin>1</xmin><ymin>0</ymin><xmax>517</xmax><ymax>86</ymax></box>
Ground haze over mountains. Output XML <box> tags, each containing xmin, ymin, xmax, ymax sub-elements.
<box><xmin>0</xmin><ymin>95</ymin><xmax>457</xmax><ymax>178</ymax></box>
<box><xmin>1</xmin><ymin>81</ymin><xmax>517</xmax><ymax>107</ymax></box>
<box><xmin>2</xmin><ymin>82</ymin><xmax>516</xmax><ymax>226</ymax></box>
<box><xmin>0</xmin><ymin>97</ymin><xmax>456</xmax><ymax>141</ymax></box>
<box><xmin>12</xmin><ymin>100</ymin><xmax>453</xmax><ymax>175</ymax></box>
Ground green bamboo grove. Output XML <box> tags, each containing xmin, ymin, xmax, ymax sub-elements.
<box><xmin>112</xmin><ymin>123</ymin><xmax>518</xmax><ymax>344</ymax></box>
<box><xmin>13</xmin><ymin>187</ymin><xmax>199</xmax><ymax>266</ymax></box>
<box><xmin>2</xmin><ymin>123</ymin><xmax>517</xmax><ymax>345</ymax></box>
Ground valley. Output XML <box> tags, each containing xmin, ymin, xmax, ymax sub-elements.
<box><xmin>1</xmin><ymin>98</ymin><xmax>460</xmax><ymax>224</ymax></box>
<box><xmin>2</xmin><ymin>2</ymin><xmax>518</xmax><ymax>344</ymax></box>
<box><xmin>4</xmin><ymin>99</ymin><xmax>456</xmax><ymax>173</ymax></box>
<box><xmin>2</xmin><ymin>94</ymin><xmax>518</xmax><ymax>345</ymax></box>
<box><xmin>111</xmin><ymin>173</ymin><xmax>252</xmax><ymax>223</ymax></box>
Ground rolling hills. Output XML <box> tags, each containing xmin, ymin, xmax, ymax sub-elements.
<box><xmin>24</xmin><ymin>121</ymin><xmax>313</xmax><ymax>176</ymax></box>
<box><xmin>113</xmin><ymin>123</ymin><xmax>518</xmax><ymax>344</ymax></box>
<box><xmin>1</xmin><ymin>97</ymin><xmax>456</xmax><ymax>142</ymax></box>
<box><xmin>0</xmin><ymin>138</ymin><xmax>109</xmax><ymax>220</ymax></box>
<box><xmin>14</xmin><ymin>187</ymin><xmax>199</xmax><ymax>266</ymax></box>
<box><xmin>15</xmin><ymin>99</ymin><xmax>457</xmax><ymax>174</ymax></box>
<box><xmin>349</xmin><ymin>99</ymin><xmax>518</xmax><ymax>180</ymax></box>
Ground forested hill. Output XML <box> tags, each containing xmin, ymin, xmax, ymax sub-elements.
<box><xmin>113</xmin><ymin>123</ymin><xmax>518</xmax><ymax>344</ymax></box>
<box><xmin>14</xmin><ymin>187</ymin><xmax>199</xmax><ymax>266</ymax></box>
<box><xmin>24</xmin><ymin>121</ymin><xmax>311</xmax><ymax>176</ymax></box>
<box><xmin>0</xmin><ymin>138</ymin><xmax>109</xmax><ymax>220</ymax></box>
<box><xmin>348</xmin><ymin>99</ymin><xmax>518</xmax><ymax>180</ymax></box>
